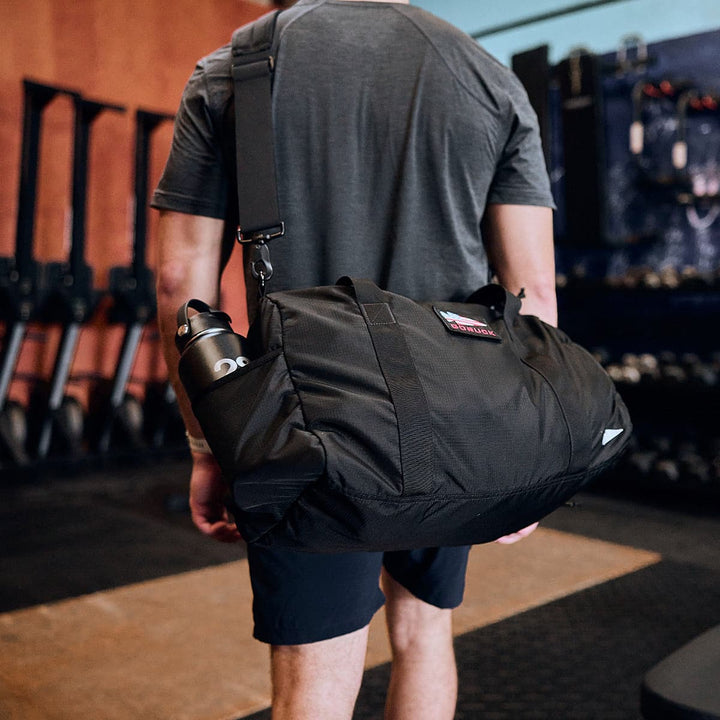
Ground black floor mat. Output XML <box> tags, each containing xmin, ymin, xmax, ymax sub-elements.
<box><xmin>3</xmin><ymin>461</ymin><xmax>719</xmax><ymax>719</ymax></box>
<box><xmin>0</xmin><ymin>459</ymin><xmax>242</xmax><ymax>612</ymax></box>
<box><xmin>243</xmin><ymin>560</ymin><xmax>720</xmax><ymax>720</ymax></box>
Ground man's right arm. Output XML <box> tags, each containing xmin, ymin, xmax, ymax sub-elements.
<box><xmin>483</xmin><ymin>202</ymin><xmax>556</xmax><ymax>545</ymax></box>
<box><xmin>482</xmin><ymin>203</ymin><xmax>557</xmax><ymax>327</ymax></box>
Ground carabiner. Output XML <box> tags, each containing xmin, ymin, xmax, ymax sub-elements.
<box><xmin>249</xmin><ymin>240</ymin><xmax>273</xmax><ymax>296</ymax></box>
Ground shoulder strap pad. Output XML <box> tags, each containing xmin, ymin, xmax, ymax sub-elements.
<box><xmin>231</xmin><ymin>10</ymin><xmax>281</xmax><ymax>60</ymax></box>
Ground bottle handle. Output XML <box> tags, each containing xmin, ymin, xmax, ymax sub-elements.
<box><xmin>176</xmin><ymin>298</ymin><xmax>214</xmax><ymax>329</ymax></box>
<box><xmin>175</xmin><ymin>299</ymin><xmax>233</xmax><ymax>354</ymax></box>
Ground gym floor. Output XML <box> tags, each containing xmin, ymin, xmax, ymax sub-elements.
<box><xmin>1</xmin><ymin>458</ymin><xmax>719</xmax><ymax>720</ymax></box>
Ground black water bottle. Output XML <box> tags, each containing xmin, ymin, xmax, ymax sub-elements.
<box><xmin>175</xmin><ymin>299</ymin><xmax>252</xmax><ymax>402</ymax></box>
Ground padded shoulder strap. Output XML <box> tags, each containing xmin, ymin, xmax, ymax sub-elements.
<box><xmin>231</xmin><ymin>11</ymin><xmax>283</xmax><ymax>242</ymax></box>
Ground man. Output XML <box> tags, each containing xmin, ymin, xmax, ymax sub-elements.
<box><xmin>152</xmin><ymin>1</ymin><xmax>556</xmax><ymax>718</ymax></box>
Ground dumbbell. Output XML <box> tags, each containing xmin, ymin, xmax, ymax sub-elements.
<box><xmin>640</xmin><ymin>270</ymin><xmax>663</xmax><ymax>290</ymax></box>
<box><xmin>637</xmin><ymin>353</ymin><xmax>661</xmax><ymax>384</ymax></box>
<box><xmin>650</xmin><ymin>456</ymin><xmax>682</xmax><ymax>485</ymax></box>
<box><xmin>679</xmin><ymin>266</ymin><xmax>713</xmax><ymax>290</ymax></box>
<box><xmin>591</xmin><ymin>347</ymin><xmax>612</xmax><ymax>368</ymax></box>
<box><xmin>709</xmin><ymin>438</ymin><xmax>720</xmax><ymax>485</ymax></box>
<box><xmin>658</xmin><ymin>266</ymin><xmax>681</xmax><ymax>290</ymax></box>
<box><xmin>605</xmin><ymin>353</ymin><xmax>653</xmax><ymax>385</ymax></box>
<box><xmin>658</xmin><ymin>351</ymin><xmax>688</xmax><ymax>386</ymax></box>
<box><xmin>616</xmin><ymin>267</ymin><xmax>650</xmax><ymax>290</ymax></box>
<box><xmin>625</xmin><ymin>448</ymin><xmax>658</xmax><ymax>479</ymax></box>
<box><xmin>680</xmin><ymin>353</ymin><xmax>718</xmax><ymax>388</ymax></box>
<box><xmin>676</xmin><ymin>441</ymin><xmax>711</xmax><ymax>486</ymax></box>
<box><xmin>620</xmin><ymin>353</ymin><xmax>644</xmax><ymax>384</ymax></box>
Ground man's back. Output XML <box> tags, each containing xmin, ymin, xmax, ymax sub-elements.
<box><xmin>154</xmin><ymin>0</ymin><xmax>552</xmax><ymax>301</ymax></box>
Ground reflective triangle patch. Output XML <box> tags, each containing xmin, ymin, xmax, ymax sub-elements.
<box><xmin>602</xmin><ymin>428</ymin><xmax>624</xmax><ymax>446</ymax></box>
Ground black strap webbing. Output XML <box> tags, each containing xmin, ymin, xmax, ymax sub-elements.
<box><xmin>231</xmin><ymin>11</ymin><xmax>283</xmax><ymax>241</ymax></box>
<box><xmin>346</xmin><ymin>278</ymin><xmax>435</xmax><ymax>496</ymax></box>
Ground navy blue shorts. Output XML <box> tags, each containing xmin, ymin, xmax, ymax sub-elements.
<box><xmin>246</xmin><ymin>545</ymin><xmax>471</xmax><ymax>645</ymax></box>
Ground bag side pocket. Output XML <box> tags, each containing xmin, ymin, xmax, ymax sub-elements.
<box><xmin>192</xmin><ymin>348</ymin><xmax>326</xmax><ymax>544</ymax></box>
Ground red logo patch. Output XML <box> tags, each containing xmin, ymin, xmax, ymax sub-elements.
<box><xmin>433</xmin><ymin>307</ymin><xmax>501</xmax><ymax>342</ymax></box>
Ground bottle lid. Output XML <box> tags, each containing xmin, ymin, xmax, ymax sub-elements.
<box><xmin>175</xmin><ymin>299</ymin><xmax>233</xmax><ymax>354</ymax></box>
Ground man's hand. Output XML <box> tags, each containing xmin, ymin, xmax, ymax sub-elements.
<box><xmin>189</xmin><ymin>452</ymin><xmax>242</xmax><ymax>543</ymax></box>
<box><xmin>494</xmin><ymin>522</ymin><xmax>539</xmax><ymax>545</ymax></box>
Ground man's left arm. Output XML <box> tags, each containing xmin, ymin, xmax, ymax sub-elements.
<box><xmin>155</xmin><ymin>209</ymin><xmax>242</xmax><ymax>543</ymax></box>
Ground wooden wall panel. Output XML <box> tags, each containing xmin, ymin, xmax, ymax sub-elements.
<box><xmin>0</xmin><ymin>0</ymin><xmax>270</xmax><ymax>410</ymax></box>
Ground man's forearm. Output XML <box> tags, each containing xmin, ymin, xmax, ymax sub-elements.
<box><xmin>155</xmin><ymin>210</ymin><xmax>225</xmax><ymax>439</ymax></box>
<box><xmin>156</xmin><ymin>283</ymin><xmax>214</xmax><ymax>440</ymax></box>
<box><xmin>483</xmin><ymin>204</ymin><xmax>557</xmax><ymax>327</ymax></box>
<box><xmin>513</xmin><ymin>277</ymin><xmax>557</xmax><ymax>327</ymax></box>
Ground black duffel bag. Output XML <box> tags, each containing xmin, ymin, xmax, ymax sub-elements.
<box><xmin>180</xmin><ymin>276</ymin><xmax>631</xmax><ymax>552</ymax></box>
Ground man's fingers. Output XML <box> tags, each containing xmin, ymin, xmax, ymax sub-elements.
<box><xmin>191</xmin><ymin>507</ymin><xmax>242</xmax><ymax>542</ymax></box>
<box><xmin>494</xmin><ymin>521</ymin><xmax>539</xmax><ymax>544</ymax></box>
<box><xmin>207</xmin><ymin>521</ymin><xmax>242</xmax><ymax>542</ymax></box>
<box><xmin>186</xmin><ymin>450</ymin><xmax>240</xmax><ymax>542</ymax></box>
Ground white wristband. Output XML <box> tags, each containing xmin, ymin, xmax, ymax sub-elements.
<box><xmin>186</xmin><ymin>432</ymin><xmax>212</xmax><ymax>455</ymax></box>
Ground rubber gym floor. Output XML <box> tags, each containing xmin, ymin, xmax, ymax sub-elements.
<box><xmin>1</xmin><ymin>457</ymin><xmax>719</xmax><ymax>720</ymax></box>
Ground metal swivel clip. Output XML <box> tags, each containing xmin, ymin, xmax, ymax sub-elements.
<box><xmin>249</xmin><ymin>240</ymin><xmax>273</xmax><ymax>295</ymax></box>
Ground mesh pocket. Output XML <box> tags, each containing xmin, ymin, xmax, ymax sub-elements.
<box><xmin>192</xmin><ymin>349</ymin><xmax>326</xmax><ymax>543</ymax></box>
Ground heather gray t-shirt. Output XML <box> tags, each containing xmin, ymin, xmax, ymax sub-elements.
<box><xmin>152</xmin><ymin>0</ymin><xmax>554</xmax><ymax>305</ymax></box>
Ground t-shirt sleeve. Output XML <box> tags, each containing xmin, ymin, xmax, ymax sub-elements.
<box><xmin>151</xmin><ymin>61</ymin><xmax>229</xmax><ymax>219</ymax></box>
<box><xmin>486</xmin><ymin>76</ymin><xmax>556</xmax><ymax>209</ymax></box>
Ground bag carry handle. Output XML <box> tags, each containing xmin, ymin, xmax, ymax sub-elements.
<box><xmin>466</xmin><ymin>284</ymin><xmax>522</xmax><ymax>325</ymax></box>
<box><xmin>339</xmin><ymin>277</ymin><xmax>435</xmax><ymax>496</ymax></box>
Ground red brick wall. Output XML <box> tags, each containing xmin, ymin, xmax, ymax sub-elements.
<box><xmin>0</xmin><ymin>0</ymin><xmax>267</xmax><ymax>407</ymax></box>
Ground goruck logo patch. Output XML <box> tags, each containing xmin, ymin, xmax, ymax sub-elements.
<box><xmin>433</xmin><ymin>308</ymin><xmax>501</xmax><ymax>342</ymax></box>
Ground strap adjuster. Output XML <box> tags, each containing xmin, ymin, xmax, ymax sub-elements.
<box><xmin>236</xmin><ymin>222</ymin><xmax>285</xmax><ymax>244</ymax></box>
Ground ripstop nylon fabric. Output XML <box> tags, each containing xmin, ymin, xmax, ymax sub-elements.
<box><xmin>191</xmin><ymin>279</ymin><xmax>632</xmax><ymax>552</ymax></box>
